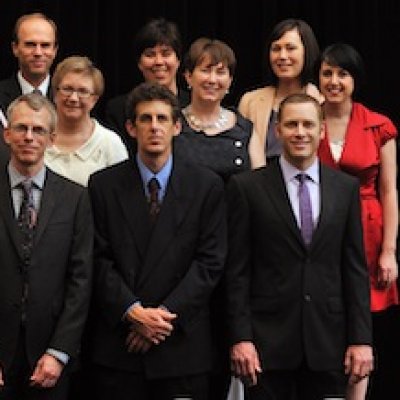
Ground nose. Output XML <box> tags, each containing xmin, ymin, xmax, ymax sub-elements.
<box><xmin>330</xmin><ymin>72</ymin><xmax>339</xmax><ymax>84</ymax></box>
<box><xmin>32</xmin><ymin>44</ymin><xmax>44</xmax><ymax>55</ymax></box>
<box><xmin>24</xmin><ymin>127</ymin><xmax>34</xmax><ymax>140</ymax></box>
<box><xmin>154</xmin><ymin>52</ymin><xmax>164</xmax><ymax>64</ymax></box>
<box><xmin>278</xmin><ymin>48</ymin><xmax>288</xmax><ymax>58</ymax></box>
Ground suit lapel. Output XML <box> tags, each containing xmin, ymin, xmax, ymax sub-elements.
<box><xmin>0</xmin><ymin>168</ymin><xmax>24</xmax><ymax>258</ymax></box>
<box><xmin>138</xmin><ymin>161</ymin><xmax>190</xmax><ymax>288</ymax></box>
<box><xmin>116</xmin><ymin>162</ymin><xmax>152</xmax><ymax>261</ymax></box>
<box><xmin>310</xmin><ymin>164</ymin><xmax>336</xmax><ymax>247</ymax></box>
<box><xmin>263</xmin><ymin>161</ymin><xmax>304</xmax><ymax>247</ymax></box>
<box><xmin>33</xmin><ymin>169</ymin><xmax>57</xmax><ymax>246</ymax></box>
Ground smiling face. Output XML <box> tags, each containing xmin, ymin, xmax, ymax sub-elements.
<box><xmin>270</xmin><ymin>28</ymin><xmax>305</xmax><ymax>82</ymax></box>
<box><xmin>138</xmin><ymin>44</ymin><xmax>180</xmax><ymax>93</ymax></box>
<box><xmin>276</xmin><ymin>99</ymin><xmax>324</xmax><ymax>170</ymax></box>
<box><xmin>185</xmin><ymin>53</ymin><xmax>232</xmax><ymax>105</ymax></box>
<box><xmin>319</xmin><ymin>61</ymin><xmax>355</xmax><ymax>104</ymax></box>
<box><xmin>12</xmin><ymin>16</ymin><xmax>58</xmax><ymax>84</ymax></box>
<box><xmin>54</xmin><ymin>72</ymin><xmax>98</xmax><ymax>121</ymax></box>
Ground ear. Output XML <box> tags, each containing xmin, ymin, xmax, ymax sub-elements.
<box><xmin>3</xmin><ymin>128</ymin><xmax>11</xmax><ymax>145</ymax></box>
<box><xmin>183</xmin><ymin>70</ymin><xmax>192</xmax><ymax>87</ymax></box>
<box><xmin>125</xmin><ymin>119</ymin><xmax>137</xmax><ymax>139</ymax></box>
<box><xmin>320</xmin><ymin>120</ymin><xmax>326</xmax><ymax>140</ymax></box>
<box><xmin>173</xmin><ymin>119</ymin><xmax>182</xmax><ymax>137</ymax></box>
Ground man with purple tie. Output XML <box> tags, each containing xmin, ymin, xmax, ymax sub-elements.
<box><xmin>225</xmin><ymin>93</ymin><xmax>373</xmax><ymax>400</ymax></box>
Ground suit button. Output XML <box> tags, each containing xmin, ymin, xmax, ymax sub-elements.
<box><xmin>304</xmin><ymin>294</ymin><xmax>311</xmax><ymax>302</ymax></box>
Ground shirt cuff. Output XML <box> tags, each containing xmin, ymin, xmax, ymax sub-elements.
<box><xmin>46</xmin><ymin>348</ymin><xmax>70</xmax><ymax>365</ymax></box>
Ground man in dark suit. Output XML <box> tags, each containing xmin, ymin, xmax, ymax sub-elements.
<box><xmin>104</xmin><ymin>18</ymin><xmax>190</xmax><ymax>156</ymax></box>
<box><xmin>226</xmin><ymin>93</ymin><xmax>373</xmax><ymax>399</ymax></box>
<box><xmin>0</xmin><ymin>93</ymin><xmax>92</xmax><ymax>399</ymax></box>
<box><xmin>0</xmin><ymin>12</ymin><xmax>58</xmax><ymax>110</ymax></box>
<box><xmin>87</xmin><ymin>82</ymin><xmax>226</xmax><ymax>400</ymax></box>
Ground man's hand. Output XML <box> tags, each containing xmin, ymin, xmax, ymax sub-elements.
<box><xmin>0</xmin><ymin>366</ymin><xmax>4</xmax><ymax>386</ymax></box>
<box><xmin>344</xmin><ymin>345</ymin><xmax>373</xmax><ymax>385</ymax></box>
<box><xmin>30</xmin><ymin>353</ymin><xmax>64</xmax><ymax>388</ymax></box>
<box><xmin>126</xmin><ymin>329</ymin><xmax>152</xmax><ymax>353</ymax></box>
<box><xmin>127</xmin><ymin>305</ymin><xmax>176</xmax><ymax>344</ymax></box>
<box><xmin>230</xmin><ymin>341</ymin><xmax>262</xmax><ymax>386</ymax></box>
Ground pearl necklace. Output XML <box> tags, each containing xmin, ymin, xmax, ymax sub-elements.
<box><xmin>182</xmin><ymin>106</ymin><xmax>229</xmax><ymax>131</ymax></box>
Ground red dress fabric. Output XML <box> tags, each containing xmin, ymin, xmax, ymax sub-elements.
<box><xmin>318</xmin><ymin>102</ymin><xmax>398</xmax><ymax>312</ymax></box>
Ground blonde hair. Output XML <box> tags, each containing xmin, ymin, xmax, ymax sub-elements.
<box><xmin>52</xmin><ymin>56</ymin><xmax>104</xmax><ymax>96</ymax></box>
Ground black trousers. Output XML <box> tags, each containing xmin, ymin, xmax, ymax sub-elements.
<box><xmin>0</xmin><ymin>328</ymin><xmax>68</xmax><ymax>400</ymax></box>
<box><xmin>245</xmin><ymin>361</ymin><xmax>347</xmax><ymax>400</ymax></box>
<box><xmin>90</xmin><ymin>364</ymin><xmax>209</xmax><ymax>400</ymax></box>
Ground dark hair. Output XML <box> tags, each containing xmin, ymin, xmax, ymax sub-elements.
<box><xmin>125</xmin><ymin>82</ymin><xmax>181</xmax><ymax>123</ymax></box>
<box><xmin>184</xmin><ymin>37</ymin><xmax>237</xmax><ymax>76</ymax></box>
<box><xmin>134</xmin><ymin>18</ymin><xmax>182</xmax><ymax>62</ymax></box>
<box><xmin>264</xmin><ymin>19</ymin><xmax>320</xmax><ymax>86</ymax></box>
<box><xmin>318</xmin><ymin>43</ymin><xmax>366</xmax><ymax>97</ymax></box>
<box><xmin>277</xmin><ymin>92</ymin><xmax>323</xmax><ymax>123</ymax></box>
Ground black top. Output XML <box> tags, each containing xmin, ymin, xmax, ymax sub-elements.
<box><xmin>174</xmin><ymin>109</ymin><xmax>252</xmax><ymax>183</ymax></box>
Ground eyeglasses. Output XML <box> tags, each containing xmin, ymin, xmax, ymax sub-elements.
<box><xmin>57</xmin><ymin>86</ymin><xmax>94</xmax><ymax>99</ymax></box>
<box><xmin>10</xmin><ymin>123</ymin><xmax>49</xmax><ymax>136</ymax></box>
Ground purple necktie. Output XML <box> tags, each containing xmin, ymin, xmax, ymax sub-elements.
<box><xmin>296</xmin><ymin>173</ymin><xmax>313</xmax><ymax>245</ymax></box>
<box><xmin>148</xmin><ymin>177</ymin><xmax>161</xmax><ymax>223</ymax></box>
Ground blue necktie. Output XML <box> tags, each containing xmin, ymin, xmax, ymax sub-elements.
<box><xmin>296</xmin><ymin>173</ymin><xmax>313</xmax><ymax>245</ymax></box>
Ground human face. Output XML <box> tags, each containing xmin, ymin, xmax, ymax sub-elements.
<box><xmin>319</xmin><ymin>61</ymin><xmax>355</xmax><ymax>104</ymax></box>
<box><xmin>270</xmin><ymin>28</ymin><xmax>305</xmax><ymax>81</ymax></box>
<box><xmin>185</xmin><ymin>55</ymin><xmax>232</xmax><ymax>104</ymax></box>
<box><xmin>138</xmin><ymin>44</ymin><xmax>180</xmax><ymax>93</ymax></box>
<box><xmin>276</xmin><ymin>101</ymin><xmax>324</xmax><ymax>170</ymax></box>
<box><xmin>127</xmin><ymin>100</ymin><xmax>180</xmax><ymax>160</ymax></box>
<box><xmin>12</xmin><ymin>17</ymin><xmax>58</xmax><ymax>83</ymax></box>
<box><xmin>54</xmin><ymin>72</ymin><xmax>98</xmax><ymax>121</ymax></box>
<box><xmin>4</xmin><ymin>101</ymin><xmax>51</xmax><ymax>174</ymax></box>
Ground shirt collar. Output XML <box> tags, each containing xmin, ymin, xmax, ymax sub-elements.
<box><xmin>136</xmin><ymin>153</ymin><xmax>173</xmax><ymax>194</ymax></box>
<box><xmin>17</xmin><ymin>71</ymin><xmax>50</xmax><ymax>96</ymax></box>
<box><xmin>8</xmin><ymin>162</ymin><xmax>46</xmax><ymax>190</ymax></box>
<box><xmin>279</xmin><ymin>155</ymin><xmax>320</xmax><ymax>185</ymax></box>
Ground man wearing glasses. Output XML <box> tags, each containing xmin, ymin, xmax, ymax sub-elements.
<box><xmin>0</xmin><ymin>92</ymin><xmax>92</xmax><ymax>400</ymax></box>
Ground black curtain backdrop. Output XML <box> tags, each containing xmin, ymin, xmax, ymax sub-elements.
<box><xmin>1</xmin><ymin>0</ymin><xmax>399</xmax><ymax>127</ymax></box>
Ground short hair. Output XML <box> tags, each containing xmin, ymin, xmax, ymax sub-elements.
<box><xmin>51</xmin><ymin>56</ymin><xmax>105</xmax><ymax>96</ymax></box>
<box><xmin>7</xmin><ymin>93</ymin><xmax>57</xmax><ymax>133</ymax></box>
<box><xmin>318</xmin><ymin>43</ymin><xmax>366</xmax><ymax>97</ymax></box>
<box><xmin>13</xmin><ymin>12</ymin><xmax>58</xmax><ymax>45</ymax></box>
<box><xmin>277</xmin><ymin>93</ymin><xmax>323</xmax><ymax>123</ymax></box>
<box><xmin>184</xmin><ymin>37</ymin><xmax>237</xmax><ymax>76</ymax></box>
<box><xmin>134</xmin><ymin>18</ymin><xmax>182</xmax><ymax>62</ymax></box>
<box><xmin>126</xmin><ymin>82</ymin><xmax>181</xmax><ymax>123</ymax></box>
<box><xmin>264</xmin><ymin>19</ymin><xmax>320</xmax><ymax>86</ymax></box>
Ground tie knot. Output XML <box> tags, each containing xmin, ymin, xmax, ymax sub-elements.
<box><xmin>148</xmin><ymin>177</ymin><xmax>160</xmax><ymax>192</ymax></box>
<box><xmin>32</xmin><ymin>88</ymin><xmax>42</xmax><ymax>95</ymax></box>
<box><xmin>296</xmin><ymin>173</ymin><xmax>309</xmax><ymax>185</ymax></box>
<box><xmin>19</xmin><ymin>180</ymin><xmax>34</xmax><ymax>194</ymax></box>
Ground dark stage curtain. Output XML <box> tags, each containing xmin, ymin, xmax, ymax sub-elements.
<box><xmin>1</xmin><ymin>0</ymin><xmax>399</xmax><ymax>127</ymax></box>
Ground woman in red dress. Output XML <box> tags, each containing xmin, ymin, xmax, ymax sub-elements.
<box><xmin>318</xmin><ymin>43</ymin><xmax>399</xmax><ymax>400</ymax></box>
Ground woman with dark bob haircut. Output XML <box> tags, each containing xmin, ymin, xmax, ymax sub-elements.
<box><xmin>318</xmin><ymin>43</ymin><xmax>399</xmax><ymax>400</ymax></box>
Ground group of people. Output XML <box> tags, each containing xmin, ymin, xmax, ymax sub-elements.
<box><xmin>0</xmin><ymin>10</ymin><xmax>398</xmax><ymax>400</ymax></box>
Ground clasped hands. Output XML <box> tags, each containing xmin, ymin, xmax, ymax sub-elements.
<box><xmin>126</xmin><ymin>305</ymin><xmax>177</xmax><ymax>353</ymax></box>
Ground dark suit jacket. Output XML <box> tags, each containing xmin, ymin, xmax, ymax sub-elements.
<box><xmin>87</xmin><ymin>156</ymin><xmax>226</xmax><ymax>379</ymax></box>
<box><xmin>225</xmin><ymin>159</ymin><xmax>372</xmax><ymax>371</ymax></box>
<box><xmin>104</xmin><ymin>88</ymin><xmax>190</xmax><ymax>156</ymax></box>
<box><xmin>0</xmin><ymin>167</ymin><xmax>93</xmax><ymax>371</ymax></box>
<box><xmin>0</xmin><ymin>74</ymin><xmax>53</xmax><ymax>111</ymax></box>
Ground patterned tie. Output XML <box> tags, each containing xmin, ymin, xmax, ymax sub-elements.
<box><xmin>296</xmin><ymin>173</ymin><xmax>313</xmax><ymax>245</ymax></box>
<box><xmin>18</xmin><ymin>180</ymin><xmax>37</xmax><ymax>261</ymax></box>
<box><xmin>148</xmin><ymin>177</ymin><xmax>161</xmax><ymax>223</ymax></box>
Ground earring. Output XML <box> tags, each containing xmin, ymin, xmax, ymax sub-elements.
<box><xmin>187</xmin><ymin>85</ymin><xmax>192</xmax><ymax>90</ymax></box>
<box><xmin>226</xmin><ymin>89</ymin><xmax>230</xmax><ymax>94</ymax></box>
